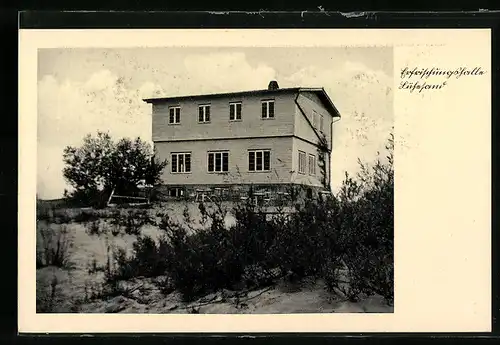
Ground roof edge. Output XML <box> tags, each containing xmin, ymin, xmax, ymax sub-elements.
<box><xmin>143</xmin><ymin>86</ymin><xmax>341</xmax><ymax>119</ymax></box>
<box><xmin>142</xmin><ymin>87</ymin><xmax>302</xmax><ymax>103</ymax></box>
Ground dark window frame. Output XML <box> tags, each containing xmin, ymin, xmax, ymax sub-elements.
<box><xmin>171</xmin><ymin>152</ymin><xmax>191</xmax><ymax>173</ymax></box>
<box><xmin>198</xmin><ymin>104</ymin><xmax>211</xmax><ymax>123</ymax></box>
<box><xmin>248</xmin><ymin>149</ymin><xmax>271</xmax><ymax>172</ymax></box>
<box><xmin>229</xmin><ymin>102</ymin><xmax>242</xmax><ymax>121</ymax></box>
<box><xmin>168</xmin><ymin>106</ymin><xmax>181</xmax><ymax>124</ymax></box>
<box><xmin>308</xmin><ymin>153</ymin><xmax>316</xmax><ymax>176</ymax></box>
<box><xmin>298</xmin><ymin>150</ymin><xmax>307</xmax><ymax>174</ymax></box>
<box><xmin>208</xmin><ymin>151</ymin><xmax>230</xmax><ymax>173</ymax></box>
<box><xmin>261</xmin><ymin>99</ymin><xmax>275</xmax><ymax>119</ymax></box>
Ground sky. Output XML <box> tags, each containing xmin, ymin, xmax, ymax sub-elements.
<box><xmin>37</xmin><ymin>47</ymin><xmax>393</xmax><ymax>199</ymax></box>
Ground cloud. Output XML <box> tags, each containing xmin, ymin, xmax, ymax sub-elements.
<box><xmin>37</xmin><ymin>51</ymin><xmax>392</xmax><ymax>199</ymax></box>
<box><xmin>37</xmin><ymin>53</ymin><xmax>277</xmax><ymax>199</ymax></box>
<box><xmin>181</xmin><ymin>52</ymin><xmax>276</xmax><ymax>94</ymax></box>
<box><xmin>37</xmin><ymin>70</ymin><xmax>162</xmax><ymax>199</ymax></box>
<box><xmin>283</xmin><ymin>60</ymin><xmax>393</xmax><ymax>191</ymax></box>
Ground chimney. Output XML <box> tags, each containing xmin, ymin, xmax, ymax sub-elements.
<box><xmin>268</xmin><ymin>80</ymin><xmax>279</xmax><ymax>90</ymax></box>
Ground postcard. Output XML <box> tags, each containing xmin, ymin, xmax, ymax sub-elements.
<box><xmin>19</xmin><ymin>27</ymin><xmax>491</xmax><ymax>333</ymax></box>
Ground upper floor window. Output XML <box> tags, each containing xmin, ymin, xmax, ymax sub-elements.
<box><xmin>171</xmin><ymin>152</ymin><xmax>191</xmax><ymax>173</ymax></box>
<box><xmin>298</xmin><ymin>151</ymin><xmax>307</xmax><ymax>174</ymax></box>
<box><xmin>308</xmin><ymin>154</ymin><xmax>316</xmax><ymax>175</ymax></box>
<box><xmin>169</xmin><ymin>106</ymin><xmax>181</xmax><ymax>124</ymax></box>
<box><xmin>320</xmin><ymin>114</ymin><xmax>324</xmax><ymax>133</ymax></box>
<box><xmin>261</xmin><ymin>100</ymin><xmax>275</xmax><ymax>119</ymax></box>
<box><xmin>208</xmin><ymin>151</ymin><xmax>229</xmax><ymax>173</ymax></box>
<box><xmin>198</xmin><ymin>104</ymin><xmax>211</xmax><ymax>123</ymax></box>
<box><xmin>230</xmin><ymin>102</ymin><xmax>242</xmax><ymax>121</ymax></box>
<box><xmin>249</xmin><ymin>149</ymin><xmax>271</xmax><ymax>172</ymax></box>
<box><xmin>312</xmin><ymin>110</ymin><xmax>318</xmax><ymax>128</ymax></box>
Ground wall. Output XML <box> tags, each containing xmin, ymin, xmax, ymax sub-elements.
<box><xmin>151</xmin><ymin>92</ymin><xmax>296</xmax><ymax>141</ymax></box>
<box><xmin>294</xmin><ymin>92</ymin><xmax>334</xmax><ymax>151</ymax></box>
<box><xmin>154</xmin><ymin>137</ymin><xmax>294</xmax><ymax>185</ymax></box>
<box><xmin>291</xmin><ymin>137</ymin><xmax>325</xmax><ymax>188</ymax></box>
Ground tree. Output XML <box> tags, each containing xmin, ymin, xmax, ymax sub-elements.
<box><xmin>62</xmin><ymin>131</ymin><xmax>167</xmax><ymax>206</ymax></box>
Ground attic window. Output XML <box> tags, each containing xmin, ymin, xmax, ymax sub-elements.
<box><xmin>312</xmin><ymin>110</ymin><xmax>318</xmax><ymax>128</ymax></box>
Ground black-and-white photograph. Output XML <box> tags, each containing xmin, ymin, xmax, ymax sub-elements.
<box><xmin>36</xmin><ymin>46</ymin><xmax>394</xmax><ymax>314</ymax></box>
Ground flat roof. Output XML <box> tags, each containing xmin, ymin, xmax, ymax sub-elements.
<box><xmin>143</xmin><ymin>87</ymin><xmax>341</xmax><ymax>118</ymax></box>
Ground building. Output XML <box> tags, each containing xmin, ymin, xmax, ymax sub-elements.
<box><xmin>143</xmin><ymin>81</ymin><xmax>341</xmax><ymax>202</ymax></box>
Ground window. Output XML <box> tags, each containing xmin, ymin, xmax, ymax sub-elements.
<box><xmin>298</xmin><ymin>151</ymin><xmax>307</xmax><ymax>174</ymax></box>
<box><xmin>208</xmin><ymin>151</ymin><xmax>229</xmax><ymax>173</ymax></box>
<box><xmin>198</xmin><ymin>104</ymin><xmax>211</xmax><ymax>123</ymax></box>
<box><xmin>308</xmin><ymin>154</ymin><xmax>316</xmax><ymax>175</ymax></box>
<box><xmin>171</xmin><ymin>153</ymin><xmax>191</xmax><ymax>173</ymax></box>
<box><xmin>229</xmin><ymin>102</ymin><xmax>242</xmax><ymax>121</ymax></box>
<box><xmin>248</xmin><ymin>150</ymin><xmax>271</xmax><ymax>172</ymax></box>
<box><xmin>169</xmin><ymin>106</ymin><xmax>181</xmax><ymax>124</ymax></box>
<box><xmin>320</xmin><ymin>114</ymin><xmax>324</xmax><ymax>133</ymax></box>
<box><xmin>169</xmin><ymin>187</ymin><xmax>185</xmax><ymax>198</ymax></box>
<box><xmin>312</xmin><ymin>110</ymin><xmax>318</xmax><ymax>128</ymax></box>
<box><xmin>261</xmin><ymin>100</ymin><xmax>275</xmax><ymax>119</ymax></box>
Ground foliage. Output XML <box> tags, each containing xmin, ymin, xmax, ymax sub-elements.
<box><xmin>106</xmin><ymin>133</ymin><xmax>394</xmax><ymax>305</ymax></box>
<box><xmin>109</xmin><ymin>209</ymin><xmax>156</xmax><ymax>236</ymax></box>
<box><xmin>62</xmin><ymin>131</ymin><xmax>167</xmax><ymax>207</ymax></box>
<box><xmin>37</xmin><ymin>224</ymin><xmax>74</xmax><ymax>269</ymax></box>
<box><xmin>317</xmin><ymin>132</ymin><xmax>330</xmax><ymax>189</ymax></box>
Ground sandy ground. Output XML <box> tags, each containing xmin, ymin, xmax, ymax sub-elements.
<box><xmin>36</xmin><ymin>203</ymin><xmax>393</xmax><ymax>314</ymax></box>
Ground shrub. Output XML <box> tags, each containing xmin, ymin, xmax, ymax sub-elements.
<box><xmin>159</xmin><ymin>208</ymin><xmax>239</xmax><ymax>301</ymax></box>
<box><xmin>98</xmin><ymin>134</ymin><xmax>393</xmax><ymax>305</ymax></box>
<box><xmin>85</xmin><ymin>220</ymin><xmax>102</xmax><ymax>236</ymax></box>
<box><xmin>106</xmin><ymin>235</ymin><xmax>171</xmax><ymax>283</ymax></box>
<box><xmin>73</xmin><ymin>209</ymin><xmax>100</xmax><ymax>223</ymax></box>
<box><xmin>37</xmin><ymin>224</ymin><xmax>74</xmax><ymax>269</ymax></box>
<box><xmin>109</xmin><ymin>209</ymin><xmax>155</xmax><ymax>236</ymax></box>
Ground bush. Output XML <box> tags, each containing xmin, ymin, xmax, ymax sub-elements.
<box><xmin>73</xmin><ymin>209</ymin><xmax>100</xmax><ymax>223</ymax></box>
<box><xmin>85</xmin><ymin>220</ymin><xmax>102</xmax><ymax>236</ymax></box>
<box><xmin>37</xmin><ymin>224</ymin><xmax>74</xmax><ymax>269</ymax></box>
<box><xmin>158</xmin><ymin>205</ymin><xmax>243</xmax><ymax>301</ymax></box>
<box><xmin>102</xmin><ymin>134</ymin><xmax>394</xmax><ymax>305</ymax></box>
<box><xmin>109</xmin><ymin>209</ymin><xmax>155</xmax><ymax>236</ymax></box>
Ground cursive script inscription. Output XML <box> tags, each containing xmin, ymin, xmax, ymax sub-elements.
<box><xmin>399</xmin><ymin>67</ymin><xmax>486</xmax><ymax>94</ymax></box>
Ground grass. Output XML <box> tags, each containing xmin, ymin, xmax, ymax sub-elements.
<box><xmin>36</xmin><ymin>196</ymin><xmax>393</xmax><ymax>313</ymax></box>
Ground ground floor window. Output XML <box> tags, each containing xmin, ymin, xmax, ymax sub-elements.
<box><xmin>171</xmin><ymin>152</ymin><xmax>191</xmax><ymax>173</ymax></box>
<box><xmin>298</xmin><ymin>151</ymin><xmax>307</xmax><ymax>174</ymax></box>
<box><xmin>248</xmin><ymin>149</ymin><xmax>271</xmax><ymax>171</ymax></box>
<box><xmin>308</xmin><ymin>154</ymin><xmax>316</xmax><ymax>175</ymax></box>
<box><xmin>169</xmin><ymin>187</ymin><xmax>185</xmax><ymax>198</ymax></box>
<box><xmin>208</xmin><ymin>151</ymin><xmax>229</xmax><ymax>173</ymax></box>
